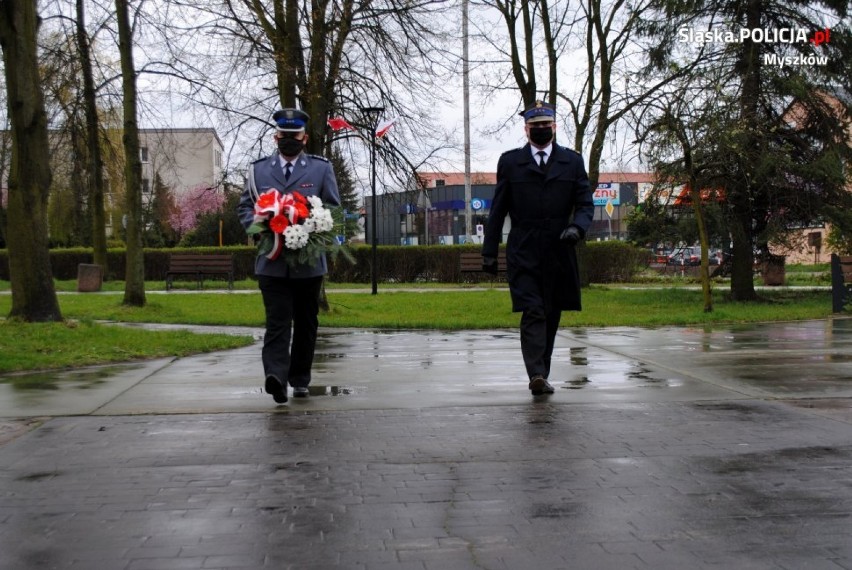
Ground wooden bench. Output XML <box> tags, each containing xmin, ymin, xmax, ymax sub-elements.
<box><xmin>831</xmin><ymin>254</ymin><xmax>852</xmax><ymax>313</ymax></box>
<box><xmin>459</xmin><ymin>251</ymin><xmax>507</xmax><ymax>278</ymax></box>
<box><xmin>166</xmin><ymin>253</ymin><xmax>234</xmax><ymax>291</ymax></box>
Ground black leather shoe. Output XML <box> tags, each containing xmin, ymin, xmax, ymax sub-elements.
<box><xmin>265</xmin><ymin>376</ymin><xmax>287</xmax><ymax>404</ymax></box>
<box><xmin>293</xmin><ymin>386</ymin><xmax>310</xmax><ymax>398</ymax></box>
<box><xmin>529</xmin><ymin>375</ymin><xmax>555</xmax><ymax>396</ymax></box>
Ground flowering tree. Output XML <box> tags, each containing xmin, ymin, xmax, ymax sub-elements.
<box><xmin>168</xmin><ymin>185</ymin><xmax>224</xmax><ymax>240</ymax></box>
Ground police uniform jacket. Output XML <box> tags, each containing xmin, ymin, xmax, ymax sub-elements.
<box><xmin>237</xmin><ymin>151</ymin><xmax>341</xmax><ymax>279</ymax></box>
<box><xmin>482</xmin><ymin>143</ymin><xmax>594</xmax><ymax>312</ymax></box>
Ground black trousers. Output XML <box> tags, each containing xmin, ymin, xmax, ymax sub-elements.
<box><xmin>520</xmin><ymin>306</ymin><xmax>562</xmax><ymax>379</ymax></box>
<box><xmin>258</xmin><ymin>275</ymin><xmax>323</xmax><ymax>388</ymax></box>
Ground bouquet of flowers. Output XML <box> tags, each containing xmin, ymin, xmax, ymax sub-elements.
<box><xmin>247</xmin><ymin>189</ymin><xmax>352</xmax><ymax>267</ymax></box>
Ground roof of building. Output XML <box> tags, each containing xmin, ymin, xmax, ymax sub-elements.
<box><xmin>596</xmin><ymin>172</ymin><xmax>655</xmax><ymax>184</ymax></box>
<box><xmin>138</xmin><ymin>127</ymin><xmax>224</xmax><ymax>150</ymax></box>
<box><xmin>417</xmin><ymin>171</ymin><xmax>655</xmax><ymax>187</ymax></box>
<box><xmin>417</xmin><ymin>172</ymin><xmax>497</xmax><ymax>186</ymax></box>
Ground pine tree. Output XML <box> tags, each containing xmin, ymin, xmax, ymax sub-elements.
<box><xmin>639</xmin><ymin>0</ymin><xmax>852</xmax><ymax>300</ymax></box>
<box><xmin>328</xmin><ymin>147</ymin><xmax>360</xmax><ymax>239</ymax></box>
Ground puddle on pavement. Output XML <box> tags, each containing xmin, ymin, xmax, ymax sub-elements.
<box><xmin>0</xmin><ymin>365</ymin><xmax>136</xmax><ymax>392</ymax></box>
<box><xmin>564</xmin><ymin>376</ymin><xmax>591</xmax><ymax>389</ymax></box>
<box><xmin>570</xmin><ymin>347</ymin><xmax>588</xmax><ymax>366</ymax></box>
<box><xmin>559</xmin><ymin>360</ymin><xmax>683</xmax><ymax>390</ymax></box>
<box><xmin>693</xmin><ymin>402</ymin><xmax>765</xmax><ymax>415</ymax></box>
<box><xmin>307</xmin><ymin>385</ymin><xmax>356</xmax><ymax>396</ymax></box>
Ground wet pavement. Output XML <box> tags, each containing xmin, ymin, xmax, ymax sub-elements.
<box><xmin>1</xmin><ymin>318</ymin><xmax>852</xmax><ymax>569</ymax></box>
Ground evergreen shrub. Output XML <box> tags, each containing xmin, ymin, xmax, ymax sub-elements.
<box><xmin>0</xmin><ymin>241</ymin><xmax>648</xmax><ymax>284</ymax></box>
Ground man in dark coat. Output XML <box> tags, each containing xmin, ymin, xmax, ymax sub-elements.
<box><xmin>481</xmin><ymin>101</ymin><xmax>595</xmax><ymax>396</ymax></box>
<box><xmin>237</xmin><ymin>108</ymin><xmax>341</xmax><ymax>404</ymax></box>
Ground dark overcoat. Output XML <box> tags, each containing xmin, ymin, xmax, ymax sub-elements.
<box><xmin>482</xmin><ymin>143</ymin><xmax>595</xmax><ymax>312</ymax></box>
<box><xmin>237</xmin><ymin>151</ymin><xmax>341</xmax><ymax>279</ymax></box>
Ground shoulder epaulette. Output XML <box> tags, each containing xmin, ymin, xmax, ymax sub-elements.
<box><xmin>558</xmin><ymin>145</ymin><xmax>582</xmax><ymax>158</ymax></box>
<box><xmin>500</xmin><ymin>146</ymin><xmax>524</xmax><ymax>157</ymax></box>
<box><xmin>308</xmin><ymin>154</ymin><xmax>329</xmax><ymax>163</ymax></box>
<box><xmin>251</xmin><ymin>156</ymin><xmax>266</xmax><ymax>165</ymax></box>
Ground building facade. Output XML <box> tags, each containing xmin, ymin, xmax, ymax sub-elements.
<box><xmin>138</xmin><ymin>128</ymin><xmax>224</xmax><ymax>201</ymax></box>
<box><xmin>0</xmin><ymin>127</ymin><xmax>225</xmax><ymax>246</ymax></box>
<box><xmin>366</xmin><ymin>172</ymin><xmax>654</xmax><ymax>246</ymax></box>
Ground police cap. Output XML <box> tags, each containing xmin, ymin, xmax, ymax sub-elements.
<box><xmin>520</xmin><ymin>100</ymin><xmax>555</xmax><ymax>124</ymax></box>
<box><xmin>273</xmin><ymin>108</ymin><xmax>310</xmax><ymax>133</ymax></box>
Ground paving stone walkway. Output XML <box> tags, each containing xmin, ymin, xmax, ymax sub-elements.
<box><xmin>2</xmin><ymin>320</ymin><xmax>852</xmax><ymax>569</ymax></box>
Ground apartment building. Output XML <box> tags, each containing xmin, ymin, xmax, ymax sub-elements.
<box><xmin>137</xmin><ymin>128</ymin><xmax>224</xmax><ymax>200</ymax></box>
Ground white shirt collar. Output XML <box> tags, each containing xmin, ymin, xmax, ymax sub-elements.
<box><xmin>531</xmin><ymin>143</ymin><xmax>553</xmax><ymax>162</ymax></box>
<box><xmin>279</xmin><ymin>154</ymin><xmax>301</xmax><ymax>173</ymax></box>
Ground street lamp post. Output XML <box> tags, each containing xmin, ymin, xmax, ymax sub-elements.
<box><xmin>362</xmin><ymin>106</ymin><xmax>384</xmax><ymax>295</ymax></box>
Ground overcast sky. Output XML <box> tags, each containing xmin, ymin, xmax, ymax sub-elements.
<box><xmin>121</xmin><ymin>0</ymin><xmax>646</xmax><ymax>195</ymax></box>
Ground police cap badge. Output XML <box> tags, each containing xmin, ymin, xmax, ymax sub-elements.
<box><xmin>520</xmin><ymin>101</ymin><xmax>555</xmax><ymax>124</ymax></box>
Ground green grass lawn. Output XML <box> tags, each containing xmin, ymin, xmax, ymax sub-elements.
<box><xmin>0</xmin><ymin>319</ymin><xmax>253</xmax><ymax>373</ymax></box>
<box><xmin>0</xmin><ymin>285</ymin><xmax>834</xmax><ymax>328</ymax></box>
<box><xmin>0</xmin><ymin>280</ymin><xmax>838</xmax><ymax>373</ymax></box>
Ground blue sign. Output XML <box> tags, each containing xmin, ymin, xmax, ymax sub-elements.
<box><xmin>432</xmin><ymin>200</ymin><xmax>467</xmax><ymax>211</ymax></box>
<box><xmin>594</xmin><ymin>182</ymin><xmax>621</xmax><ymax>206</ymax></box>
<box><xmin>471</xmin><ymin>198</ymin><xmax>484</xmax><ymax>211</ymax></box>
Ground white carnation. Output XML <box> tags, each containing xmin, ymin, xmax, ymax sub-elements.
<box><xmin>320</xmin><ymin>208</ymin><xmax>336</xmax><ymax>231</ymax></box>
<box><xmin>305</xmin><ymin>206</ymin><xmax>335</xmax><ymax>233</ymax></box>
<box><xmin>307</xmin><ymin>195</ymin><xmax>324</xmax><ymax>210</ymax></box>
<box><xmin>283</xmin><ymin>224</ymin><xmax>310</xmax><ymax>249</ymax></box>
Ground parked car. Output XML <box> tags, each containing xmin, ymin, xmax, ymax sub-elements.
<box><xmin>667</xmin><ymin>247</ymin><xmax>701</xmax><ymax>266</ymax></box>
<box><xmin>650</xmin><ymin>248</ymin><xmax>671</xmax><ymax>264</ymax></box>
<box><xmin>708</xmin><ymin>250</ymin><xmax>723</xmax><ymax>265</ymax></box>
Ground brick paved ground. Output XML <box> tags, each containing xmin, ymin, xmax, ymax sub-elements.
<box><xmin>2</xmin><ymin>399</ymin><xmax>852</xmax><ymax>570</ymax></box>
<box><xmin>2</xmin><ymin>320</ymin><xmax>852</xmax><ymax>569</ymax></box>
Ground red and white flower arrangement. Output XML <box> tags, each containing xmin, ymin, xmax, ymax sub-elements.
<box><xmin>248</xmin><ymin>189</ymin><xmax>350</xmax><ymax>267</ymax></box>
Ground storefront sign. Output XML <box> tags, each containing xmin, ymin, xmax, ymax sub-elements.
<box><xmin>594</xmin><ymin>182</ymin><xmax>620</xmax><ymax>206</ymax></box>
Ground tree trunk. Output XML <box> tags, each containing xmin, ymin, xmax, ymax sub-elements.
<box><xmin>116</xmin><ymin>0</ymin><xmax>145</xmax><ymax>306</ymax></box>
<box><xmin>70</xmin><ymin>121</ymin><xmax>89</xmax><ymax>245</ymax></box>
<box><xmin>0</xmin><ymin>0</ymin><xmax>62</xmax><ymax>322</ymax></box>
<box><xmin>689</xmin><ymin>183</ymin><xmax>712</xmax><ymax>312</ymax></box>
<box><xmin>499</xmin><ymin>0</ymin><xmax>536</xmax><ymax>107</ymax></box>
<box><xmin>728</xmin><ymin>0</ymin><xmax>762</xmax><ymax>302</ymax></box>
<box><xmin>729</xmin><ymin>208</ymin><xmax>757</xmax><ymax>300</ymax></box>
<box><xmin>0</xmin><ymin>121</ymin><xmax>9</xmax><ymax>247</ymax></box>
<box><xmin>77</xmin><ymin>0</ymin><xmax>108</xmax><ymax>273</ymax></box>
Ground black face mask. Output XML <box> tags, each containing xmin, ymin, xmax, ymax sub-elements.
<box><xmin>277</xmin><ymin>136</ymin><xmax>305</xmax><ymax>157</ymax></box>
<box><xmin>529</xmin><ymin>126</ymin><xmax>553</xmax><ymax>146</ymax></box>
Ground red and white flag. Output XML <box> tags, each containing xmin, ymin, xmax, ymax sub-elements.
<box><xmin>327</xmin><ymin>117</ymin><xmax>355</xmax><ymax>131</ymax></box>
<box><xmin>375</xmin><ymin>117</ymin><xmax>398</xmax><ymax>138</ymax></box>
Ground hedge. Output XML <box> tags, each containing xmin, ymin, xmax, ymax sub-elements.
<box><xmin>0</xmin><ymin>246</ymin><xmax>256</xmax><ymax>282</ymax></box>
<box><xmin>0</xmin><ymin>241</ymin><xmax>649</xmax><ymax>284</ymax></box>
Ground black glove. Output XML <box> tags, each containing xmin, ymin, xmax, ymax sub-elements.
<box><xmin>482</xmin><ymin>256</ymin><xmax>498</xmax><ymax>275</ymax></box>
<box><xmin>559</xmin><ymin>226</ymin><xmax>582</xmax><ymax>246</ymax></box>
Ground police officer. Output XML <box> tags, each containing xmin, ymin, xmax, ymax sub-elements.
<box><xmin>237</xmin><ymin>109</ymin><xmax>341</xmax><ymax>404</ymax></box>
<box><xmin>481</xmin><ymin>101</ymin><xmax>595</xmax><ymax>396</ymax></box>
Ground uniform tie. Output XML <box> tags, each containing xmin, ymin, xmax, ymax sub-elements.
<box><xmin>536</xmin><ymin>151</ymin><xmax>546</xmax><ymax>168</ymax></box>
<box><xmin>285</xmin><ymin>162</ymin><xmax>293</xmax><ymax>181</ymax></box>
